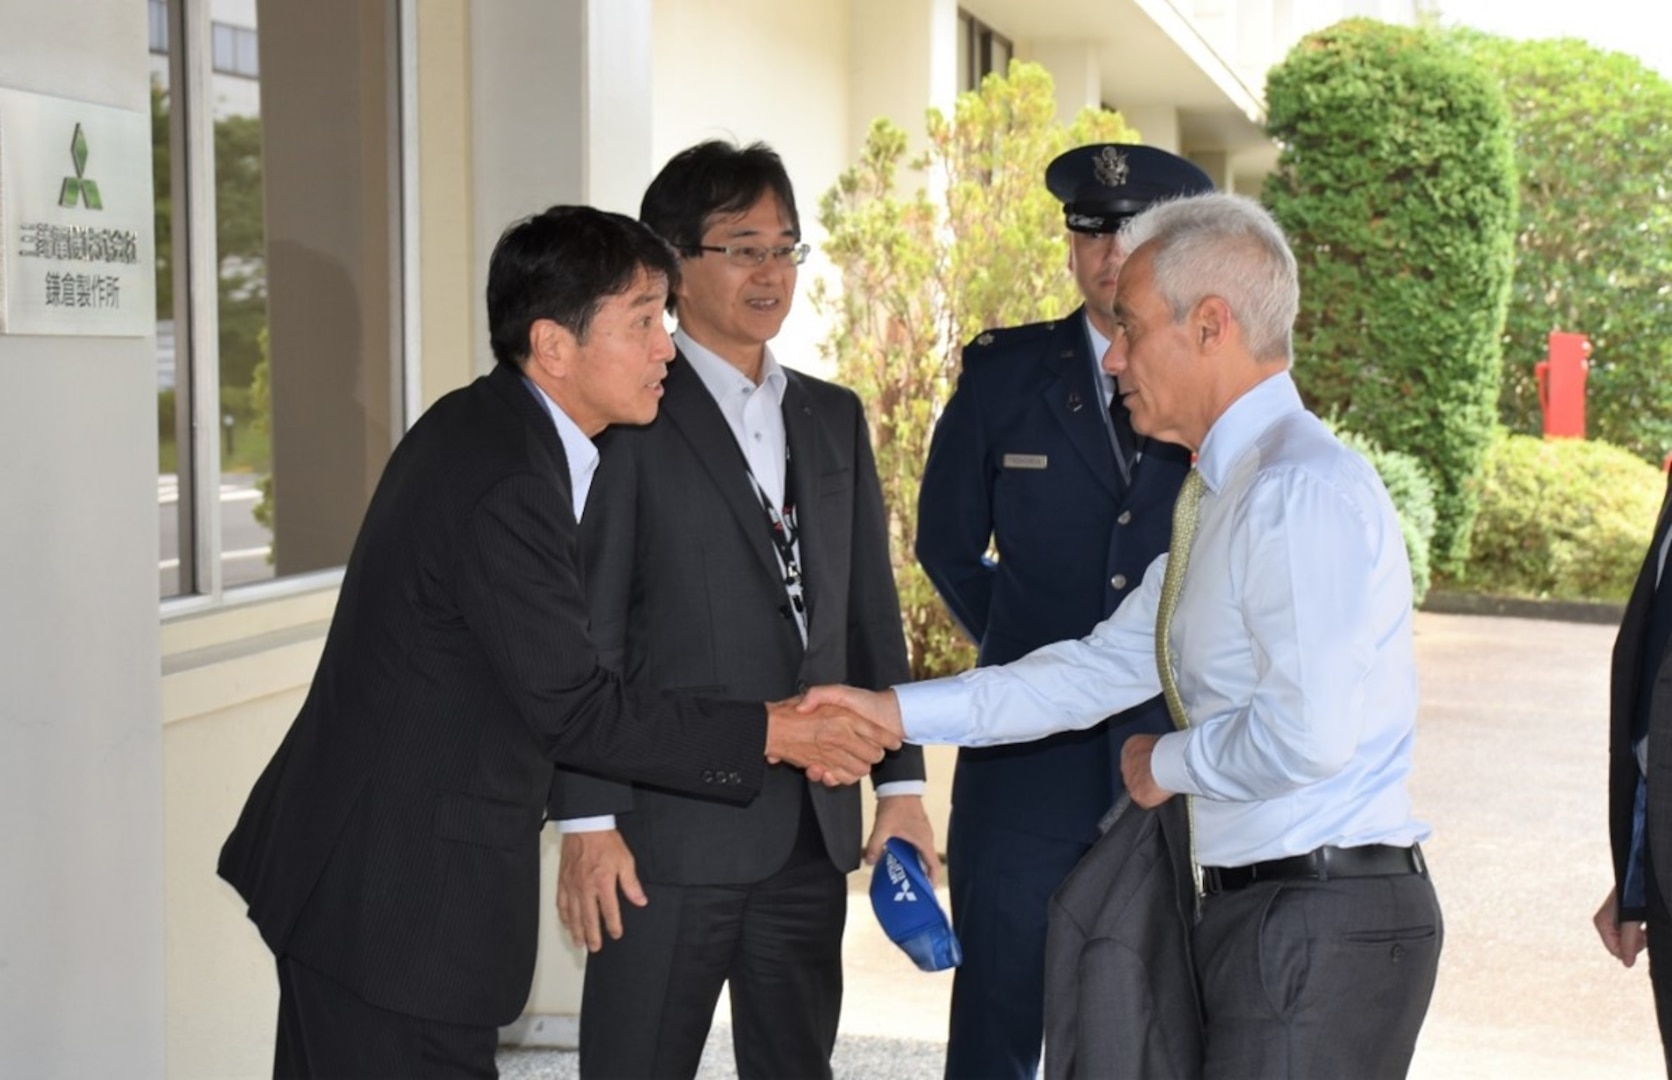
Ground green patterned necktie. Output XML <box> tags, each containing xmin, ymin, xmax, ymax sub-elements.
<box><xmin>1156</xmin><ymin>467</ymin><xmax>1206</xmax><ymax>904</ymax></box>
<box><xmin>1157</xmin><ymin>468</ymin><xmax>1205</xmax><ymax>731</ymax></box>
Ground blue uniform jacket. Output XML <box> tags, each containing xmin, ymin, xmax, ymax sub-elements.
<box><xmin>915</xmin><ymin>308</ymin><xmax>1189</xmax><ymax>842</ymax></box>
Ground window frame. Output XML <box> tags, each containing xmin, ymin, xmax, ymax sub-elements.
<box><xmin>159</xmin><ymin>0</ymin><xmax>419</xmax><ymax>619</ymax></box>
<box><xmin>957</xmin><ymin>8</ymin><xmax>1014</xmax><ymax>92</ymax></box>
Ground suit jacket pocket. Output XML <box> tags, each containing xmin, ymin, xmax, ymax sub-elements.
<box><xmin>433</xmin><ymin>790</ymin><xmax>537</xmax><ymax>852</ymax></box>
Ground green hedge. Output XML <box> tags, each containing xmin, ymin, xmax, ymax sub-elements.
<box><xmin>1453</xmin><ymin>33</ymin><xmax>1672</xmax><ymax>463</ymax></box>
<box><xmin>1455</xmin><ymin>430</ymin><xmax>1665</xmax><ymax>601</ymax></box>
<box><xmin>1264</xmin><ymin>19</ymin><xmax>1517</xmax><ymax>574</ymax></box>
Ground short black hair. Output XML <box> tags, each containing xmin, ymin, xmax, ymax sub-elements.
<box><xmin>639</xmin><ymin>140</ymin><xmax>801</xmax><ymax>253</ymax></box>
<box><xmin>486</xmin><ymin>205</ymin><xmax>679</xmax><ymax>369</ymax></box>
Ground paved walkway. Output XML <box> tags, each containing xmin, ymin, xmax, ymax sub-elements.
<box><xmin>502</xmin><ymin>611</ymin><xmax>1663</xmax><ymax>1078</ymax></box>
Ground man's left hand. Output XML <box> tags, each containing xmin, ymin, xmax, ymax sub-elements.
<box><xmin>1121</xmin><ymin>733</ymin><xmax>1176</xmax><ymax>808</ymax></box>
<box><xmin>864</xmin><ymin>795</ymin><xmax>941</xmax><ymax>884</ymax></box>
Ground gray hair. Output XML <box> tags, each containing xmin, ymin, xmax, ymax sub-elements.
<box><xmin>1119</xmin><ymin>193</ymin><xmax>1298</xmax><ymax>363</ymax></box>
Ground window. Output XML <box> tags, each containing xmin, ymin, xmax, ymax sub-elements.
<box><xmin>957</xmin><ymin>9</ymin><xmax>1013</xmax><ymax>92</ymax></box>
<box><xmin>154</xmin><ymin>0</ymin><xmax>404</xmax><ymax>603</ymax></box>
<box><xmin>148</xmin><ymin>0</ymin><xmax>168</xmax><ymax>54</ymax></box>
<box><xmin>211</xmin><ymin>22</ymin><xmax>259</xmax><ymax>79</ymax></box>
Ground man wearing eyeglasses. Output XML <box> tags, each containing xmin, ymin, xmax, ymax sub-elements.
<box><xmin>549</xmin><ymin>139</ymin><xmax>934</xmax><ymax>1079</ymax></box>
<box><xmin>914</xmin><ymin>143</ymin><xmax>1212</xmax><ymax>1079</ymax></box>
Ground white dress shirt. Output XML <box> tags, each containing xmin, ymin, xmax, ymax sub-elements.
<box><xmin>899</xmin><ymin>371</ymin><xmax>1428</xmax><ymax>866</ymax></box>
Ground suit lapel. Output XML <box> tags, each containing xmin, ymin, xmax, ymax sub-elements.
<box><xmin>782</xmin><ymin>373</ymin><xmax>823</xmax><ymax>635</ymax></box>
<box><xmin>660</xmin><ymin>352</ymin><xmax>785</xmax><ymax>588</ymax></box>
<box><xmin>1042</xmin><ymin>311</ymin><xmax>1122</xmax><ymax>501</ymax></box>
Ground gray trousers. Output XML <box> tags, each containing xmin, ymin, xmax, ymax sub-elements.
<box><xmin>1193</xmin><ymin>872</ymin><xmax>1442</xmax><ymax>1079</ymax></box>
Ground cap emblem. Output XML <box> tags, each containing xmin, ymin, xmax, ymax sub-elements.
<box><xmin>1094</xmin><ymin>146</ymin><xmax>1130</xmax><ymax>187</ymax></box>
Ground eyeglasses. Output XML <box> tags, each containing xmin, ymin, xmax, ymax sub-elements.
<box><xmin>686</xmin><ymin>243</ymin><xmax>811</xmax><ymax>268</ymax></box>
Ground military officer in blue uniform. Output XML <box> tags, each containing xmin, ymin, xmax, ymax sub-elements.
<box><xmin>915</xmin><ymin>143</ymin><xmax>1214</xmax><ymax>1079</ymax></box>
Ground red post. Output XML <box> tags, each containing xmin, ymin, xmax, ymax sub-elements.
<box><xmin>1535</xmin><ymin>331</ymin><xmax>1590</xmax><ymax>439</ymax></box>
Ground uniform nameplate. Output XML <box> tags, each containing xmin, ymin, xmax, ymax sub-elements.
<box><xmin>1002</xmin><ymin>453</ymin><xmax>1048</xmax><ymax>470</ymax></box>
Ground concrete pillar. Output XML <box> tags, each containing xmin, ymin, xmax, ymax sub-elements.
<box><xmin>0</xmin><ymin>1</ymin><xmax>165</xmax><ymax>1074</ymax></box>
<box><xmin>848</xmin><ymin>0</ymin><xmax>959</xmax><ymax>162</ymax></box>
<box><xmin>584</xmin><ymin>0</ymin><xmax>655</xmax><ymax>214</ymax></box>
<box><xmin>1027</xmin><ymin>39</ymin><xmax>1102</xmax><ymax>125</ymax></box>
<box><xmin>1117</xmin><ymin>104</ymin><xmax>1181</xmax><ymax>152</ymax></box>
<box><xmin>1186</xmin><ymin>150</ymin><xmax>1228</xmax><ymax>190</ymax></box>
<box><xmin>470</xmin><ymin>0</ymin><xmax>654</xmax><ymax>374</ymax></box>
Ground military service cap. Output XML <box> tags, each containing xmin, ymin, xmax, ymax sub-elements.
<box><xmin>1045</xmin><ymin>144</ymin><xmax>1214</xmax><ymax>234</ymax></box>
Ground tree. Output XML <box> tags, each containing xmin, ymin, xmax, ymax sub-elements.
<box><xmin>812</xmin><ymin>61</ymin><xmax>1134</xmax><ymax>678</ymax></box>
<box><xmin>149</xmin><ymin>80</ymin><xmax>268</xmax><ymax>393</ymax></box>
<box><xmin>1452</xmin><ymin>34</ymin><xmax>1672</xmax><ymax>462</ymax></box>
<box><xmin>1263</xmin><ymin>19</ymin><xmax>1517</xmax><ymax>572</ymax></box>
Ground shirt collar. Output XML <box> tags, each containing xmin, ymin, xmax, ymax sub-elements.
<box><xmin>1194</xmin><ymin>369</ymin><xmax>1304</xmax><ymax>493</ymax></box>
<box><xmin>1083</xmin><ymin>311</ymin><xmax>1111</xmax><ymax>362</ymax></box>
<box><xmin>521</xmin><ymin>375</ymin><xmax>599</xmax><ymax>518</ymax></box>
<box><xmin>675</xmin><ymin>327</ymin><xmax>788</xmax><ymax>406</ymax></box>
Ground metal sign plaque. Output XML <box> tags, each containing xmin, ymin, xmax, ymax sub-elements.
<box><xmin>0</xmin><ymin>86</ymin><xmax>154</xmax><ymax>337</ymax></box>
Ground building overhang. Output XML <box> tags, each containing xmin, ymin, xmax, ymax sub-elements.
<box><xmin>965</xmin><ymin>0</ymin><xmax>1280</xmax><ymax>182</ymax></box>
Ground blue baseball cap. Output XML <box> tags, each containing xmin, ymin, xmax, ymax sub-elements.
<box><xmin>870</xmin><ymin>837</ymin><xmax>961</xmax><ymax>972</ymax></box>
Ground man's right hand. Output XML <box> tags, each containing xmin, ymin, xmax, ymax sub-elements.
<box><xmin>557</xmin><ymin>829</ymin><xmax>645</xmax><ymax>953</ymax></box>
<box><xmin>1594</xmin><ymin>886</ymin><xmax>1648</xmax><ymax>968</ymax></box>
<box><xmin>765</xmin><ymin>697</ymin><xmax>901</xmax><ymax>786</ymax></box>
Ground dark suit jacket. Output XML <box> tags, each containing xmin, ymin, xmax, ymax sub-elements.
<box><xmin>550</xmin><ymin>353</ymin><xmax>922</xmax><ymax>882</ymax></box>
<box><xmin>1610</xmin><ymin>470</ymin><xmax>1672</xmax><ymax>921</ymax></box>
<box><xmin>915</xmin><ymin>310</ymin><xmax>1188</xmax><ymax>843</ymax></box>
<box><xmin>1044</xmin><ymin>797</ymin><xmax>1203</xmax><ymax>1080</ymax></box>
<box><xmin>218</xmin><ymin>363</ymin><xmax>768</xmax><ymax>1027</ymax></box>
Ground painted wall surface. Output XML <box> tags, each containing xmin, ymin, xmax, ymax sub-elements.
<box><xmin>651</xmin><ymin>0</ymin><xmax>854</xmax><ymax>378</ymax></box>
<box><xmin>0</xmin><ymin>2</ymin><xmax>165</xmax><ymax>1075</ymax></box>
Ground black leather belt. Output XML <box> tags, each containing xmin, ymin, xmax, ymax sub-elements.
<box><xmin>1201</xmin><ymin>843</ymin><xmax>1426</xmax><ymax>896</ymax></box>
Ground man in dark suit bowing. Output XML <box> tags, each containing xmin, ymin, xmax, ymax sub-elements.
<box><xmin>913</xmin><ymin>143</ymin><xmax>1212</xmax><ymax>1079</ymax></box>
<box><xmin>550</xmin><ymin>140</ymin><xmax>933</xmax><ymax>1080</ymax></box>
<box><xmin>217</xmin><ymin>206</ymin><xmax>897</xmax><ymax>1080</ymax></box>
<box><xmin>1596</xmin><ymin>466</ymin><xmax>1672</xmax><ymax>1074</ymax></box>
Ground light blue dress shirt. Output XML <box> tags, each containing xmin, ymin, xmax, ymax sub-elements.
<box><xmin>524</xmin><ymin>376</ymin><xmax>599</xmax><ymax>523</ymax></box>
<box><xmin>899</xmin><ymin>371</ymin><xmax>1429</xmax><ymax>866</ymax></box>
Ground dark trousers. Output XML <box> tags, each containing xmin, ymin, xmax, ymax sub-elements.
<box><xmin>1193</xmin><ymin>872</ymin><xmax>1442</xmax><ymax>1079</ymax></box>
<box><xmin>577</xmin><ymin>851</ymin><xmax>846</xmax><ymax>1080</ymax></box>
<box><xmin>944</xmin><ymin>818</ymin><xmax>1092</xmax><ymax>1080</ymax></box>
<box><xmin>273</xmin><ymin>955</ymin><xmax>498</xmax><ymax>1080</ymax></box>
<box><xmin>1643</xmin><ymin>823</ymin><xmax>1672</xmax><ymax>1076</ymax></box>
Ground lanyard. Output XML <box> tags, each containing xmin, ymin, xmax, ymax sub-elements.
<box><xmin>744</xmin><ymin>446</ymin><xmax>808</xmax><ymax>644</ymax></box>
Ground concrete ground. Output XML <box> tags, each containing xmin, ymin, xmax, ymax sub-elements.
<box><xmin>502</xmin><ymin>610</ymin><xmax>1663</xmax><ymax>1078</ymax></box>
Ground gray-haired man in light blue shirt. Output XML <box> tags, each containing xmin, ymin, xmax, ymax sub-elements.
<box><xmin>805</xmin><ymin>192</ymin><xmax>1442</xmax><ymax>1079</ymax></box>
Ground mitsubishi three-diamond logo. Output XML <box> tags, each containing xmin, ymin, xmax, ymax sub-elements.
<box><xmin>58</xmin><ymin>123</ymin><xmax>103</xmax><ymax>210</ymax></box>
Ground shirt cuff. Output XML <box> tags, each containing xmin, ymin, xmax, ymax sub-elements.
<box><xmin>555</xmin><ymin>815</ymin><xmax>617</xmax><ymax>833</ymax></box>
<box><xmin>1148</xmin><ymin>731</ymin><xmax>1196</xmax><ymax>797</ymax></box>
<box><xmin>895</xmin><ymin>677</ymin><xmax>970</xmax><ymax>743</ymax></box>
<box><xmin>874</xmin><ymin>780</ymin><xmax>927</xmax><ymax>798</ymax></box>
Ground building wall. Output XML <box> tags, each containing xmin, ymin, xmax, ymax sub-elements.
<box><xmin>0</xmin><ymin>2</ymin><xmax>166</xmax><ymax>1075</ymax></box>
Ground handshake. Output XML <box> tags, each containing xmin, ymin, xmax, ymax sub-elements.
<box><xmin>763</xmin><ymin>685</ymin><xmax>905</xmax><ymax>786</ymax></box>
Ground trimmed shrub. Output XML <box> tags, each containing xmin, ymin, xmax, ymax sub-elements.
<box><xmin>1451</xmin><ymin>33</ymin><xmax>1672</xmax><ymax>464</ymax></box>
<box><xmin>1335</xmin><ymin>427</ymin><xmax>1439</xmax><ymax>605</ymax></box>
<box><xmin>1456</xmin><ymin>430</ymin><xmax>1665</xmax><ymax>601</ymax></box>
<box><xmin>1264</xmin><ymin>19</ymin><xmax>1517</xmax><ymax>574</ymax></box>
